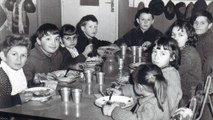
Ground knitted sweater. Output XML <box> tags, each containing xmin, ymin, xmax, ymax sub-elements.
<box><xmin>162</xmin><ymin>66</ymin><xmax>182</xmax><ymax>114</ymax></box>
<box><xmin>75</xmin><ymin>33</ymin><xmax>111</xmax><ymax>57</ymax></box>
<box><xmin>111</xmin><ymin>95</ymin><xmax>170</xmax><ymax>120</ymax></box>
<box><xmin>178</xmin><ymin>46</ymin><xmax>202</xmax><ymax>106</ymax></box>
<box><xmin>23</xmin><ymin>43</ymin><xmax>63</xmax><ymax>87</ymax></box>
<box><xmin>196</xmin><ymin>30</ymin><xmax>213</xmax><ymax>67</ymax></box>
<box><xmin>114</xmin><ymin>26</ymin><xmax>162</xmax><ymax>47</ymax></box>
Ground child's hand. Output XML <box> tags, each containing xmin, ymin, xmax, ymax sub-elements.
<box><xmin>142</xmin><ymin>41</ymin><xmax>151</xmax><ymax>51</ymax></box>
<box><xmin>82</xmin><ymin>44</ymin><xmax>93</xmax><ymax>57</ymax></box>
<box><xmin>107</xmin><ymin>88</ymin><xmax>122</xmax><ymax>96</ymax></box>
<box><xmin>102</xmin><ymin>103</ymin><xmax>119</xmax><ymax>116</ymax></box>
<box><xmin>46</xmin><ymin>72</ymin><xmax>57</xmax><ymax>80</ymax></box>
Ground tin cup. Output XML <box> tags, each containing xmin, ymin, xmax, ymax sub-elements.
<box><xmin>131</xmin><ymin>46</ymin><xmax>137</xmax><ymax>56</ymax></box>
<box><xmin>84</xmin><ymin>70</ymin><xmax>93</xmax><ymax>83</ymax></box>
<box><xmin>60</xmin><ymin>87</ymin><xmax>71</xmax><ymax>102</ymax></box>
<box><xmin>137</xmin><ymin>46</ymin><xmax>143</xmax><ymax>62</ymax></box>
<box><xmin>96</xmin><ymin>72</ymin><xmax>105</xmax><ymax>85</ymax></box>
<box><xmin>118</xmin><ymin>58</ymin><xmax>124</xmax><ymax>70</ymax></box>
<box><xmin>71</xmin><ymin>88</ymin><xmax>82</xmax><ymax>104</ymax></box>
<box><xmin>121</xmin><ymin>44</ymin><xmax>127</xmax><ymax>59</ymax></box>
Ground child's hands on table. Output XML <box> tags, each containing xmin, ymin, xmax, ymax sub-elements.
<box><xmin>103</xmin><ymin>103</ymin><xmax>120</xmax><ymax>116</ymax></box>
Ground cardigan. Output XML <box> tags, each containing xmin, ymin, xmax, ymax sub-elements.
<box><xmin>114</xmin><ymin>26</ymin><xmax>162</xmax><ymax>47</ymax></box>
<box><xmin>59</xmin><ymin>47</ymin><xmax>86</xmax><ymax>69</ymax></box>
<box><xmin>111</xmin><ymin>95</ymin><xmax>170</xmax><ymax>120</ymax></box>
<box><xmin>23</xmin><ymin>43</ymin><xmax>63</xmax><ymax>87</ymax></box>
<box><xmin>178</xmin><ymin>46</ymin><xmax>202</xmax><ymax>106</ymax></box>
<box><xmin>0</xmin><ymin>68</ymin><xmax>21</xmax><ymax>108</ymax></box>
<box><xmin>75</xmin><ymin>33</ymin><xmax>111</xmax><ymax>57</ymax></box>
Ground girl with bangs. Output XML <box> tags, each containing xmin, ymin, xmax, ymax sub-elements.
<box><xmin>151</xmin><ymin>36</ymin><xmax>182</xmax><ymax>115</ymax></box>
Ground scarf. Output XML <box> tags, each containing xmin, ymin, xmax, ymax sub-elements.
<box><xmin>0</xmin><ymin>61</ymin><xmax>27</xmax><ymax>95</ymax></box>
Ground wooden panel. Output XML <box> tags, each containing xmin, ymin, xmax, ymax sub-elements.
<box><xmin>37</xmin><ymin>0</ymin><xmax>61</xmax><ymax>28</ymax></box>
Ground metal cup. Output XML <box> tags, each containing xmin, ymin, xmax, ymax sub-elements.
<box><xmin>96</xmin><ymin>72</ymin><xmax>105</xmax><ymax>85</ymax></box>
<box><xmin>137</xmin><ymin>46</ymin><xmax>143</xmax><ymax>62</ymax></box>
<box><xmin>131</xmin><ymin>46</ymin><xmax>137</xmax><ymax>56</ymax></box>
<box><xmin>118</xmin><ymin>58</ymin><xmax>124</xmax><ymax>70</ymax></box>
<box><xmin>121</xmin><ymin>44</ymin><xmax>127</xmax><ymax>59</ymax></box>
<box><xmin>60</xmin><ymin>87</ymin><xmax>71</xmax><ymax>102</ymax></box>
<box><xmin>84</xmin><ymin>70</ymin><xmax>93</xmax><ymax>83</ymax></box>
<box><xmin>72</xmin><ymin>88</ymin><xmax>82</xmax><ymax>104</ymax></box>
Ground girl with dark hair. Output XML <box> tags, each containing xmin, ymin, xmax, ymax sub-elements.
<box><xmin>167</xmin><ymin>19</ymin><xmax>202</xmax><ymax>107</ymax></box>
<box><xmin>103</xmin><ymin>63</ymin><xmax>170</xmax><ymax>120</ymax></box>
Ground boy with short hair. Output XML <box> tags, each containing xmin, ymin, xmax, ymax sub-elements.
<box><xmin>114</xmin><ymin>8</ymin><xmax>162</xmax><ymax>49</ymax></box>
<box><xmin>23</xmin><ymin>23</ymin><xmax>62</xmax><ymax>87</ymax></box>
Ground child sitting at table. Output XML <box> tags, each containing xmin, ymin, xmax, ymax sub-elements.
<box><xmin>150</xmin><ymin>36</ymin><xmax>182</xmax><ymax>114</ymax></box>
<box><xmin>23</xmin><ymin>23</ymin><xmax>63</xmax><ymax>87</ymax></box>
<box><xmin>59</xmin><ymin>24</ymin><xmax>92</xmax><ymax>69</ymax></box>
<box><xmin>0</xmin><ymin>34</ymin><xmax>31</xmax><ymax>120</ymax></box>
<box><xmin>167</xmin><ymin>19</ymin><xmax>202</xmax><ymax>107</ymax></box>
<box><xmin>103</xmin><ymin>63</ymin><xmax>170</xmax><ymax>120</ymax></box>
<box><xmin>75</xmin><ymin>14</ymin><xmax>111</xmax><ymax>57</ymax></box>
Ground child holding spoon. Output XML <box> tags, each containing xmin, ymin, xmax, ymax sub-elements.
<box><xmin>103</xmin><ymin>63</ymin><xmax>170</xmax><ymax>120</ymax></box>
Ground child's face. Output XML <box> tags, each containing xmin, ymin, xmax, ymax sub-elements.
<box><xmin>37</xmin><ymin>33</ymin><xmax>60</xmax><ymax>56</ymax></box>
<box><xmin>4</xmin><ymin>46</ymin><xmax>28</xmax><ymax>70</ymax></box>
<box><xmin>62</xmin><ymin>34</ymin><xmax>77</xmax><ymax>49</ymax></box>
<box><xmin>151</xmin><ymin>46</ymin><xmax>172</xmax><ymax>68</ymax></box>
<box><xmin>171</xmin><ymin>26</ymin><xmax>188</xmax><ymax>49</ymax></box>
<box><xmin>136</xmin><ymin>13</ymin><xmax>154</xmax><ymax>32</ymax></box>
<box><xmin>193</xmin><ymin>16</ymin><xmax>212</xmax><ymax>35</ymax></box>
<box><xmin>81</xmin><ymin>20</ymin><xmax>98</xmax><ymax>38</ymax></box>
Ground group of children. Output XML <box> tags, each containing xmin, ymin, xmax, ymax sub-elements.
<box><xmin>0</xmin><ymin>6</ymin><xmax>212</xmax><ymax>120</ymax></box>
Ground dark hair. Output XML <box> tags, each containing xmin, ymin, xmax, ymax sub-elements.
<box><xmin>76</xmin><ymin>14</ymin><xmax>98</xmax><ymax>34</ymax></box>
<box><xmin>150</xmin><ymin>36</ymin><xmax>181</xmax><ymax>69</ymax></box>
<box><xmin>0</xmin><ymin>34</ymin><xmax>31</xmax><ymax>55</ymax></box>
<box><xmin>167</xmin><ymin>19</ymin><xmax>198</xmax><ymax>47</ymax></box>
<box><xmin>60</xmin><ymin>24</ymin><xmax>76</xmax><ymax>39</ymax></box>
<box><xmin>134</xmin><ymin>8</ymin><xmax>154</xmax><ymax>27</ymax></box>
<box><xmin>133</xmin><ymin>63</ymin><xmax>167</xmax><ymax>111</ymax></box>
<box><xmin>36</xmin><ymin>23</ymin><xmax>59</xmax><ymax>39</ymax></box>
<box><xmin>191</xmin><ymin>10</ymin><xmax>213</xmax><ymax>24</ymax></box>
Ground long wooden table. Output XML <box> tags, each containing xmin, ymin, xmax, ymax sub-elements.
<box><xmin>0</xmin><ymin>78</ymin><xmax>117</xmax><ymax>120</ymax></box>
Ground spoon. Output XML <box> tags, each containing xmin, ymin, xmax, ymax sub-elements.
<box><xmin>64</xmin><ymin>68</ymin><xmax>70</xmax><ymax>77</ymax></box>
<box><xmin>106</xmin><ymin>91</ymin><xmax>113</xmax><ymax>105</ymax></box>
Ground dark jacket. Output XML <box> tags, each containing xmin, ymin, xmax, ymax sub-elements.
<box><xmin>114</xmin><ymin>26</ymin><xmax>162</xmax><ymax>47</ymax></box>
<box><xmin>75</xmin><ymin>33</ymin><xmax>111</xmax><ymax>57</ymax></box>
<box><xmin>59</xmin><ymin>47</ymin><xmax>86</xmax><ymax>69</ymax></box>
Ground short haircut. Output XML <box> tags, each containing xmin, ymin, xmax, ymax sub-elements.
<box><xmin>167</xmin><ymin>19</ymin><xmax>198</xmax><ymax>47</ymax></box>
<box><xmin>36</xmin><ymin>23</ymin><xmax>59</xmax><ymax>39</ymax></box>
<box><xmin>76</xmin><ymin>14</ymin><xmax>98</xmax><ymax>34</ymax></box>
<box><xmin>0</xmin><ymin>34</ymin><xmax>31</xmax><ymax>55</ymax></box>
<box><xmin>60</xmin><ymin>24</ymin><xmax>76</xmax><ymax>38</ymax></box>
<box><xmin>134</xmin><ymin>8</ymin><xmax>154</xmax><ymax>27</ymax></box>
<box><xmin>150</xmin><ymin>36</ymin><xmax>181</xmax><ymax>69</ymax></box>
<box><xmin>191</xmin><ymin>10</ymin><xmax>213</xmax><ymax>24</ymax></box>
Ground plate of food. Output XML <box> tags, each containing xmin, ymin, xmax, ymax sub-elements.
<box><xmin>129</xmin><ymin>62</ymin><xmax>146</xmax><ymax>70</ymax></box>
<box><xmin>51</xmin><ymin>70</ymin><xmax>80</xmax><ymax>83</ymax></box>
<box><xmin>23</xmin><ymin>87</ymin><xmax>55</xmax><ymax>102</ymax></box>
<box><xmin>85</xmin><ymin>56</ymin><xmax>103</xmax><ymax>67</ymax></box>
<box><xmin>97</xmin><ymin>46</ymin><xmax>120</xmax><ymax>56</ymax></box>
<box><xmin>95</xmin><ymin>96</ymin><xmax>134</xmax><ymax>108</ymax></box>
